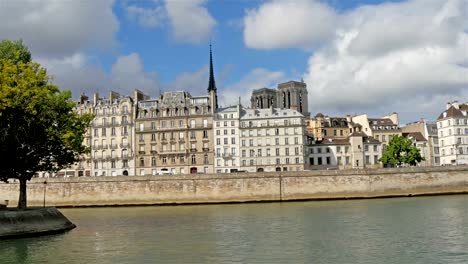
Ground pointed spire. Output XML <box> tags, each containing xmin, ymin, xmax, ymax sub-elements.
<box><xmin>208</xmin><ymin>43</ymin><xmax>216</xmax><ymax>93</ymax></box>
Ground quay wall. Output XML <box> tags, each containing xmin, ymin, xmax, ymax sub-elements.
<box><xmin>0</xmin><ymin>167</ymin><xmax>467</xmax><ymax>207</ymax></box>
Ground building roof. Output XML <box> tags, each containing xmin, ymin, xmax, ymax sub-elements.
<box><xmin>403</xmin><ymin>132</ymin><xmax>427</xmax><ymax>142</ymax></box>
<box><xmin>241</xmin><ymin>107</ymin><xmax>303</xmax><ymax>119</ymax></box>
<box><xmin>438</xmin><ymin>105</ymin><xmax>465</xmax><ymax>120</ymax></box>
<box><xmin>368</xmin><ymin>118</ymin><xmax>396</xmax><ymax>126</ymax></box>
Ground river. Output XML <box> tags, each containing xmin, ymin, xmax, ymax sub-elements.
<box><xmin>1</xmin><ymin>195</ymin><xmax>468</xmax><ymax>263</ymax></box>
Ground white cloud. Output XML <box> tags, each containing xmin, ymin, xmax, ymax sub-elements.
<box><xmin>110</xmin><ymin>53</ymin><xmax>160</xmax><ymax>95</ymax></box>
<box><xmin>244</xmin><ymin>0</ymin><xmax>468</xmax><ymax>122</ymax></box>
<box><xmin>167</xmin><ymin>65</ymin><xmax>209</xmax><ymax>95</ymax></box>
<box><xmin>244</xmin><ymin>0</ymin><xmax>337</xmax><ymax>49</ymax></box>
<box><xmin>165</xmin><ymin>0</ymin><xmax>216</xmax><ymax>43</ymax></box>
<box><xmin>40</xmin><ymin>53</ymin><xmax>159</xmax><ymax>98</ymax></box>
<box><xmin>220</xmin><ymin>68</ymin><xmax>285</xmax><ymax>107</ymax></box>
<box><xmin>126</xmin><ymin>4</ymin><xmax>166</xmax><ymax>28</ymax></box>
<box><xmin>0</xmin><ymin>0</ymin><xmax>118</xmax><ymax>58</ymax></box>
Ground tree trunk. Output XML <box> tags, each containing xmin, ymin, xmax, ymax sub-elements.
<box><xmin>18</xmin><ymin>178</ymin><xmax>27</xmax><ymax>209</ymax></box>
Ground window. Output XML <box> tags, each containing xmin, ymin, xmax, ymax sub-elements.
<box><xmin>102</xmin><ymin>128</ymin><xmax>106</xmax><ymax>136</ymax></box>
<box><xmin>224</xmin><ymin>138</ymin><xmax>228</xmax><ymax>145</ymax></box>
<box><xmin>140</xmin><ymin>158</ymin><xmax>145</xmax><ymax>167</ymax></box>
<box><xmin>365</xmin><ymin>155</ymin><xmax>370</xmax><ymax>164</ymax></box>
<box><xmin>204</xmin><ymin>155</ymin><xmax>209</xmax><ymax>164</ymax></box>
<box><xmin>337</xmin><ymin>157</ymin><xmax>342</xmax><ymax>165</ymax></box>
<box><xmin>318</xmin><ymin>157</ymin><xmax>322</xmax><ymax>165</ymax></box>
<box><xmin>310</xmin><ymin>158</ymin><xmax>314</xmax><ymax>165</ymax></box>
<box><xmin>203</xmin><ymin>130</ymin><xmax>208</xmax><ymax>138</ymax></box>
<box><xmin>151</xmin><ymin>157</ymin><xmax>156</xmax><ymax>166</ymax></box>
<box><xmin>162</xmin><ymin>157</ymin><xmax>167</xmax><ymax>164</ymax></box>
<box><xmin>276</xmin><ymin>148</ymin><xmax>280</xmax><ymax>156</ymax></box>
<box><xmin>191</xmin><ymin>155</ymin><xmax>196</xmax><ymax>164</ymax></box>
<box><xmin>285</xmin><ymin>148</ymin><xmax>289</xmax><ymax>155</ymax></box>
<box><xmin>231</xmin><ymin>138</ymin><xmax>236</xmax><ymax>144</ymax></box>
<box><xmin>242</xmin><ymin>150</ymin><xmax>246</xmax><ymax>158</ymax></box>
<box><xmin>326</xmin><ymin>157</ymin><xmax>330</xmax><ymax>165</ymax></box>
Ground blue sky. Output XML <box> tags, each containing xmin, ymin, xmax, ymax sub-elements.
<box><xmin>0</xmin><ymin>0</ymin><xmax>466</xmax><ymax>124</ymax></box>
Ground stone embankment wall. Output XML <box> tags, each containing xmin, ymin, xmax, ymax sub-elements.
<box><xmin>1</xmin><ymin>167</ymin><xmax>467</xmax><ymax>207</ymax></box>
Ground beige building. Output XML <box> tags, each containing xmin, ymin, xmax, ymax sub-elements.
<box><xmin>135</xmin><ymin>91</ymin><xmax>215</xmax><ymax>175</ymax></box>
<box><xmin>306</xmin><ymin>113</ymin><xmax>352</xmax><ymax>140</ymax></box>
<box><xmin>402</xmin><ymin>120</ymin><xmax>440</xmax><ymax>166</ymax></box>
<box><xmin>351</xmin><ymin>113</ymin><xmax>401</xmax><ymax>150</ymax></box>
<box><xmin>134</xmin><ymin>47</ymin><xmax>218</xmax><ymax>175</ymax></box>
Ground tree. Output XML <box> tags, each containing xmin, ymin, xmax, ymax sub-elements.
<box><xmin>0</xmin><ymin>41</ymin><xmax>92</xmax><ymax>209</ymax></box>
<box><xmin>0</xmin><ymin>39</ymin><xmax>31</xmax><ymax>65</ymax></box>
<box><xmin>379</xmin><ymin>135</ymin><xmax>424</xmax><ymax>167</ymax></box>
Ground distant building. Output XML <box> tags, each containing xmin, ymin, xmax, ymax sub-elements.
<box><xmin>307</xmin><ymin>113</ymin><xmax>353</xmax><ymax>140</ymax></box>
<box><xmin>250</xmin><ymin>80</ymin><xmax>309</xmax><ymax>117</ymax></box>
<box><xmin>351</xmin><ymin>113</ymin><xmax>401</xmax><ymax>150</ymax></box>
<box><xmin>402</xmin><ymin>120</ymin><xmax>440</xmax><ymax>166</ymax></box>
<box><xmin>437</xmin><ymin>101</ymin><xmax>468</xmax><ymax>165</ymax></box>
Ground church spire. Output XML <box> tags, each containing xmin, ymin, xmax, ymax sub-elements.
<box><xmin>208</xmin><ymin>43</ymin><xmax>218</xmax><ymax>110</ymax></box>
<box><xmin>208</xmin><ymin>43</ymin><xmax>216</xmax><ymax>93</ymax></box>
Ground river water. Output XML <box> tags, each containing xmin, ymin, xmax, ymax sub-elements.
<box><xmin>1</xmin><ymin>195</ymin><xmax>468</xmax><ymax>264</ymax></box>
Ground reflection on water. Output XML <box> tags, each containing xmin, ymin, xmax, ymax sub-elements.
<box><xmin>1</xmin><ymin>196</ymin><xmax>468</xmax><ymax>264</ymax></box>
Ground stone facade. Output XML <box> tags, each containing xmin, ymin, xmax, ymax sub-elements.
<box><xmin>135</xmin><ymin>91</ymin><xmax>215</xmax><ymax>175</ymax></box>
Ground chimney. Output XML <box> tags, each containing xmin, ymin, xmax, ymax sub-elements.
<box><xmin>446</xmin><ymin>102</ymin><xmax>452</xmax><ymax>110</ymax></box>
<box><xmin>453</xmin><ymin>100</ymin><xmax>460</xmax><ymax>109</ymax></box>
<box><xmin>93</xmin><ymin>92</ymin><xmax>99</xmax><ymax>105</ymax></box>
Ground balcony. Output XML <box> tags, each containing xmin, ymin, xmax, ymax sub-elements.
<box><xmin>222</xmin><ymin>153</ymin><xmax>233</xmax><ymax>159</ymax></box>
<box><xmin>122</xmin><ymin>153</ymin><xmax>133</xmax><ymax>159</ymax></box>
<box><xmin>120</xmin><ymin>143</ymin><xmax>130</xmax><ymax>148</ymax></box>
<box><xmin>138</xmin><ymin>151</ymin><xmax>145</xmax><ymax>155</ymax></box>
<box><xmin>202</xmin><ymin>148</ymin><xmax>210</xmax><ymax>152</ymax></box>
<box><xmin>202</xmin><ymin>137</ymin><xmax>210</xmax><ymax>142</ymax></box>
<box><xmin>189</xmin><ymin>137</ymin><xmax>197</xmax><ymax>142</ymax></box>
<box><xmin>109</xmin><ymin>144</ymin><xmax>118</xmax><ymax>149</ymax></box>
<box><xmin>150</xmin><ymin>150</ymin><xmax>158</xmax><ymax>155</ymax></box>
<box><xmin>190</xmin><ymin>148</ymin><xmax>197</xmax><ymax>152</ymax></box>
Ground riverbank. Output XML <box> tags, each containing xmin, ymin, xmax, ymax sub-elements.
<box><xmin>0</xmin><ymin>207</ymin><xmax>76</xmax><ymax>238</ymax></box>
<box><xmin>0</xmin><ymin>166</ymin><xmax>467</xmax><ymax>207</ymax></box>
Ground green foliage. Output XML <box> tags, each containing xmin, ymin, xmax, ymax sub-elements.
<box><xmin>0</xmin><ymin>48</ymin><xmax>92</xmax><ymax>208</ymax></box>
<box><xmin>379</xmin><ymin>135</ymin><xmax>424</xmax><ymax>167</ymax></box>
<box><xmin>0</xmin><ymin>39</ymin><xmax>31</xmax><ymax>64</ymax></box>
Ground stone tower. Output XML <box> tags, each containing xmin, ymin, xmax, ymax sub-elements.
<box><xmin>276</xmin><ymin>80</ymin><xmax>309</xmax><ymax>117</ymax></box>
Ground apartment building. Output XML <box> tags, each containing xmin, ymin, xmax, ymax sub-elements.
<box><xmin>437</xmin><ymin>101</ymin><xmax>468</xmax><ymax>165</ymax></box>
<box><xmin>352</xmin><ymin>113</ymin><xmax>401</xmax><ymax>149</ymax></box>
<box><xmin>214</xmin><ymin>105</ymin><xmax>242</xmax><ymax>173</ymax></box>
<box><xmin>239</xmin><ymin>108</ymin><xmax>306</xmax><ymax>172</ymax></box>
<box><xmin>90</xmin><ymin>91</ymin><xmax>136</xmax><ymax>176</ymax></box>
